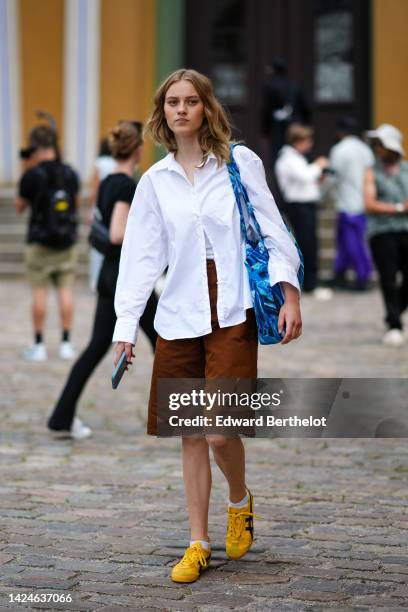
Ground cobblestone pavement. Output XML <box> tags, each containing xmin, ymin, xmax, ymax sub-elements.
<box><xmin>1</xmin><ymin>279</ymin><xmax>408</xmax><ymax>611</ymax></box>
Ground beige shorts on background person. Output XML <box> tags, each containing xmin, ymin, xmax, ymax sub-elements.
<box><xmin>25</xmin><ymin>244</ymin><xmax>78</xmax><ymax>289</ymax></box>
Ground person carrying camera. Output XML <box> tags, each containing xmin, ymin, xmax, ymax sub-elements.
<box><xmin>15</xmin><ymin>125</ymin><xmax>79</xmax><ymax>361</ymax></box>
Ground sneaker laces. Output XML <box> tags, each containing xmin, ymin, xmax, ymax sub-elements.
<box><xmin>179</xmin><ymin>543</ymin><xmax>209</xmax><ymax>569</ymax></box>
<box><xmin>227</xmin><ymin>509</ymin><xmax>262</xmax><ymax>539</ymax></box>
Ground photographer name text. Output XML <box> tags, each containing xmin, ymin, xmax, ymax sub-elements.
<box><xmin>168</xmin><ymin>415</ymin><xmax>327</xmax><ymax>428</ymax></box>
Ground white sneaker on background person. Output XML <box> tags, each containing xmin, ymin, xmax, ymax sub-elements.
<box><xmin>312</xmin><ymin>287</ymin><xmax>334</xmax><ymax>301</ymax></box>
<box><xmin>59</xmin><ymin>341</ymin><xmax>77</xmax><ymax>360</ymax></box>
<box><xmin>23</xmin><ymin>342</ymin><xmax>48</xmax><ymax>362</ymax></box>
<box><xmin>49</xmin><ymin>417</ymin><xmax>92</xmax><ymax>440</ymax></box>
<box><xmin>382</xmin><ymin>329</ymin><xmax>405</xmax><ymax>347</ymax></box>
<box><xmin>70</xmin><ymin>417</ymin><xmax>92</xmax><ymax>439</ymax></box>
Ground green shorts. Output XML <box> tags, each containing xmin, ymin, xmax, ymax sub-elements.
<box><xmin>25</xmin><ymin>244</ymin><xmax>78</xmax><ymax>289</ymax></box>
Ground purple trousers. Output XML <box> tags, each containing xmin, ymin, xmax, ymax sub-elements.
<box><xmin>334</xmin><ymin>212</ymin><xmax>372</xmax><ymax>283</ymax></box>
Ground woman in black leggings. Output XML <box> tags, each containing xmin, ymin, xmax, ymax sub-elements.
<box><xmin>48</xmin><ymin>121</ymin><xmax>158</xmax><ymax>438</ymax></box>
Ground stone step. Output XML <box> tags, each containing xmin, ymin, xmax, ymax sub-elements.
<box><xmin>0</xmin><ymin>227</ymin><xmax>92</xmax><ymax>241</ymax></box>
<box><xmin>0</xmin><ymin>242</ymin><xmax>89</xmax><ymax>259</ymax></box>
<box><xmin>0</xmin><ymin>261</ymin><xmax>89</xmax><ymax>277</ymax></box>
<box><xmin>0</xmin><ymin>249</ymin><xmax>336</xmax><ymax>278</ymax></box>
<box><xmin>0</xmin><ymin>197</ymin><xmax>338</xmax><ymax>278</ymax></box>
<box><xmin>0</xmin><ymin>211</ymin><xmax>90</xmax><ymax>223</ymax></box>
<box><xmin>0</xmin><ymin>235</ymin><xmax>336</xmax><ymax>256</ymax></box>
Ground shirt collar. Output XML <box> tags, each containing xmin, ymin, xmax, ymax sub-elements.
<box><xmin>155</xmin><ymin>151</ymin><xmax>217</xmax><ymax>172</ymax></box>
<box><xmin>282</xmin><ymin>145</ymin><xmax>305</xmax><ymax>159</ymax></box>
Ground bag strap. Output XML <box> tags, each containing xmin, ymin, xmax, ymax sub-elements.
<box><xmin>227</xmin><ymin>144</ymin><xmax>263</xmax><ymax>247</ymax></box>
<box><xmin>227</xmin><ymin>144</ymin><xmax>305</xmax><ymax>288</ymax></box>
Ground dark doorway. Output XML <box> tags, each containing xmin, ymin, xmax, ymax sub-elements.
<box><xmin>185</xmin><ymin>0</ymin><xmax>371</xmax><ymax>158</ymax></box>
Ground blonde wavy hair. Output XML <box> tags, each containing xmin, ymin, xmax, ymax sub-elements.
<box><xmin>145</xmin><ymin>69</ymin><xmax>232</xmax><ymax>166</ymax></box>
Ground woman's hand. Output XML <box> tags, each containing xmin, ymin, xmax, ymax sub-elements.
<box><xmin>278</xmin><ymin>283</ymin><xmax>302</xmax><ymax>345</ymax></box>
<box><xmin>114</xmin><ymin>342</ymin><xmax>135</xmax><ymax>367</ymax></box>
<box><xmin>315</xmin><ymin>156</ymin><xmax>330</xmax><ymax>170</ymax></box>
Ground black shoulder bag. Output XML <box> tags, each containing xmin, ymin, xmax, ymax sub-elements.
<box><xmin>89</xmin><ymin>207</ymin><xmax>112</xmax><ymax>255</ymax></box>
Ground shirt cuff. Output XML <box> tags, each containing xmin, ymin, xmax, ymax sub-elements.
<box><xmin>310</xmin><ymin>163</ymin><xmax>323</xmax><ymax>180</ymax></box>
<box><xmin>112</xmin><ymin>318</ymin><xmax>139</xmax><ymax>345</ymax></box>
<box><xmin>268</xmin><ymin>264</ymin><xmax>301</xmax><ymax>293</ymax></box>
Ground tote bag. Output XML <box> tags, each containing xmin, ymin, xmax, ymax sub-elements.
<box><xmin>227</xmin><ymin>145</ymin><xmax>304</xmax><ymax>344</ymax></box>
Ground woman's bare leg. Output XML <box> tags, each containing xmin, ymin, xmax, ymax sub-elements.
<box><xmin>182</xmin><ymin>436</ymin><xmax>212</xmax><ymax>541</ymax></box>
<box><xmin>207</xmin><ymin>436</ymin><xmax>246</xmax><ymax>502</ymax></box>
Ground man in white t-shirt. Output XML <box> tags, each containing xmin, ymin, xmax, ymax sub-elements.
<box><xmin>329</xmin><ymin>117</ymin><xmax>374</xmax><ymax>290</ymax></box>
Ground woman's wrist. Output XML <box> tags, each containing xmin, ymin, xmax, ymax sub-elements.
<box><xmin>281</xmin><ymin>282</ymin><xmax>300</xmax><ymax>302</ymax></box>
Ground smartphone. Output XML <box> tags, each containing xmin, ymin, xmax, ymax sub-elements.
<box><xmin>111</xmin><ymin>350</ymin><xmax>129</xmax><ymax>389</ymax></box>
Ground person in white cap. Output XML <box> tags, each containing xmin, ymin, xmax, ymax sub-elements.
<box><xmin>364</xmin><ymin>124</ymin><xmax>408</xmax><ymax>347</ymax></box>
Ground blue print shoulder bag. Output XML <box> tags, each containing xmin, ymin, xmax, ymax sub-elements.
<box><xmin>227</xmin><ymin>145</ymin><xmax>304</xmax><ymax>344</ymax></box>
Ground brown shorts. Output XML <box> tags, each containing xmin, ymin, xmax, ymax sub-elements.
<box><xmin>147</xmin><ymin>259</ymin><xmax>258</xmax><ymax>435</ymax></box>
<box><xmin>25</xmin><ymin>244</ymin><xmax>78</xmax><ymax>289</ymax></box>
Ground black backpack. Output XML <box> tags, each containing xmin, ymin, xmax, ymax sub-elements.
<box><xmin>30</xmin><ymin>162</ymin><xmax>77</xmax><ymax>248</ymax></box>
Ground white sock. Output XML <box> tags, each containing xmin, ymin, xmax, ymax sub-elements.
<box><xmin>190</xmin><ymin>539</ymin><xmax>210</xmax><ymax>551</ymax></box>
<box><xmin>229</xmin><ymin>493</ymin><xmax>249</xmax><ymax>509</ymax></box>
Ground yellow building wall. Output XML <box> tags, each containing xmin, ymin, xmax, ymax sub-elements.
<box><xmin>373</xmin><ymin>0</ymin><xmax>408</xmax><ymax>146</ymax></box>
<box><xmin>19</xmin><ymin>0</ymin><xmax>64</xmax><ymax>146</ymax></box>
<box><xmin>100</xmin><ymin>0</ymin><xmax>156</xmax><ymax>171</ymax></box>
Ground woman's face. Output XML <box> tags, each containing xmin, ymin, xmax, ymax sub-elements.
<box><xmin>295</xmin><ymin>136</ymin><xmax>313</xmax><ymax>154</ymax></box>
<box><xmin>374</xmin><ymin>141</ymin><xmax>400</xmax><ymax>164</ymax></box>
<box><xmin>164</xmin><ymin>80</ymin><xmax>205</xmax><ymax>138</ymax></box>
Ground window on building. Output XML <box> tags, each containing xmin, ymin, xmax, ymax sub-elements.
<box><xmin>314</xmin><ymin>0</ymin><xmax>354</xmax><ymax>103</ymax></box>
<box><xmin>210</xmin><ymin>0</ymin><xmax>247</xmax><ymax>105</ymax></box>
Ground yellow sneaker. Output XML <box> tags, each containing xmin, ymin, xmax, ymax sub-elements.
<box><xmin>171</xmin><ymin>542</ymin><xmax>211</xmax><ymax>583</ymax></box>
<box><xmin>226</xmin><ymin>489</ymin><xmax>257</xmax><ymax>560</ymax></box>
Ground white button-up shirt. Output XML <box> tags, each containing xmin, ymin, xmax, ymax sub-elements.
<box><xmin>275</xmin><ymin>145</ymin><xmax>322</xmax><ymax>203</ymax></box>
<box><xmin>113</xmin><ymin>145</ymin><xmax>301</xmax><ymax>345</ymax></box>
